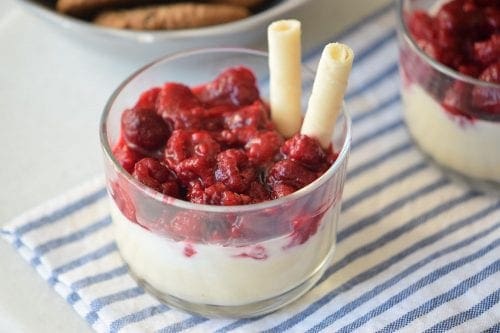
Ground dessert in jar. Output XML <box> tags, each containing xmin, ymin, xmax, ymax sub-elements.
<box><xmin>397</xmin><ymin>0</ymin><xmax>500</xmax><ymax>189</ymax></box>
<box><xmin>100</xmin><ymin>44</ymin><xmax>352</xmax><ymax>317</ymax></box>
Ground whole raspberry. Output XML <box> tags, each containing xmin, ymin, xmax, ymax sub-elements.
<box><xmin>267</xmin><ymin>160</ymin><xmax>318</xmax><ymax>198</ymax></box>
<box><xmin>193</xmin><ymin>67</ymin><xmax>259</xmax><ymax>107</ymax></box>
<box><xmin>121</xmin><ymin>107</ymin><xmax>171</xmax><ymax>151</ymax></box>
<box><xmin>281</xmin><ymin>134</ymin><xmax>327</xmax><ymax>169</ymax></box>
<box><xmin>133</xmin><ymin>158</ymin><xmax>180</xmax><ymax>197</ymax></box>
<box><xmin>134</xmin><ymin>87</ymin><xmax>160</xmax><ymax>110</ymax></box>
<box><xmin>112</xmin><ymin>138</ymin><xmax>143</xmax><ymax>173</ymax></box>
<box><xmin>245</xmin><ymin>131</ymin><xmax>283</xmax><ymax>165</ymax></box>
<box><xmin>215</xmin><ymin>149</ymin><xmax>256</xmax><ymax>193</ymax></box>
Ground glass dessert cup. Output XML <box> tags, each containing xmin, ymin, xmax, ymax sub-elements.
<box><xmin>99</xmin><ymin>48</ymin><xmax>351</xmax><ymax>318</ymax></box>
<box><xmin>396</xmin><ymin>0</ymin><xmax>500</xmax><ymax>194</ymax></box>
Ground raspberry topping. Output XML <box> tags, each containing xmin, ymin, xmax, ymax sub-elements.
<box><xmin>405</xmin><ymin>0</ymin><xmax>500</xmax><ymax>121</ymax></box>
<box><xmin>214</xmin><ymin>149</ymin><xmax>256</xmax><ymax>193</ymax></box>
<box><xmin>121</xmin><ymin>107</ymin><xmax>171</xmax><ymax>151</ymax></box>
<box><xmin>134</xmin><ymin>87</ymin><xmax>160</xmax><ymax>110</ymax></box>
<box><xmin>113</xmin><ymin>66</ymin><xmax>335</xmax><ymax>204</ymax></box>
<box><xmin>472</xmin><ymin>62</ymin><xmax>500</xmax><ymax>118</ymax></box>
<box><xmin>110</xmin><ymin>180</ymin><xmax>136</xmax><ymax>223</ymax></box>
<box><xmin>167</xmin><ymin>211</ymin><xmax>204</xmax><ymax>242</ymax></box>
<box><xmin>110</xmin><ymin>66</ymin><xmax>339</xmax><ymax>247</ymax></box>
<box><xmin>267</xmin><ymin>160</ymin><xmax>318</xmax><ymax>199</ymax></box>
<box><xmin>281</xmin><ymin>134</ymin><xmax>328</xmax><ymax>171</ymax></box>
<box><xmin>287</xmin><ymin>213</ymin><xmax>324</xmax><ymax>248</ymax></box>
<box><xmin>245</xmin><ymin>130</ymin><xmax>283</xmax><ymax>165</ymax></box>
<box><xmin>224</xmin><ymin>99</ymin><xmax>271</xmax><ymax>130</ymax></box>
<box><xmin>193</xmin><ymin>67</ymin><xmax>260</xmax><ymax>107</ymax></box>
<box><xmin>156</xmin><ymin>83</ymin><xmax>204</xmax><ymax>129</ymax></box>
<box><xmin>112</xmin><ymin>138</ymin><xmax>144</xmax><ymax>173</ymax></box>
<box><xmin>132</xmin><ymin>158</ymin><xmax>180</xmax><ymax>197</ymax></box>
<box><xmin>473</xmin><ymin>34</ymin><xmax>500</xmax><ymax>65</ymax></box>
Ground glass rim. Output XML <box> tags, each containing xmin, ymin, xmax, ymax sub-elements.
<box><xmin>396</xmin><ymin>0</ymin><xmax>500</xmax><ymax>89</ymax></box>
<box><xmin>99</xmin><ymin>47</ymin><xmax>352</xmax><ymax>214</ymax></box>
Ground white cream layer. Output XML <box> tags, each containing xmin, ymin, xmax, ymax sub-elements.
<box><xmin>402</xmin><ymin>84</ymin><xmax>500</xmax><ymax>183</ymax></box>
<box><xmin>110</xmin><ymin>201</ymin><xmax>336</xmax><ymax>306</ymax></box>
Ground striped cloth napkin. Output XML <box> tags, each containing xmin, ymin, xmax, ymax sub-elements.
<box><xmin>3</xmin><ymin>4</ymin><xmax>500</xmax><ymax>332</ymax></box>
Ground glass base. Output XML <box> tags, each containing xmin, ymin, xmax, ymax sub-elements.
<box><xmin>410</xmin><ymin>138</ymin><xmax>500</xmax><ymax>197</ymax></box>
<box><xmin>442</xmin><ymin>166</ymin><xmax>500</xmax><ymax>197</ymax></box>
<box><xmin>126</xmin><ymin>246</ymin><xmax>336</xmax><ymax>319</ymax></box>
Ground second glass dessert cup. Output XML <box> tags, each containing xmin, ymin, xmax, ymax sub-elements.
<box><xmin>100</xmin><ymin>48</ymin><xmax>351</xmax><ymax>318</ymax></box>
<box><xmin>396</xmin><ymin>0</ymin><xmax>500</xmax><ymax>194</ymax></box>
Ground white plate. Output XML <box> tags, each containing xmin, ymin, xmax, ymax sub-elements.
<box><xmin>15</xmin><ymin>0</ymin><xmax>311</xmax><ymax>59</ymax></box>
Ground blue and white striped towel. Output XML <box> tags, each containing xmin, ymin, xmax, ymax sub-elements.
<box><xmin>2</xmin><ymin>4</ymin><xmax>500</xmax><ymax>332</ymax></box>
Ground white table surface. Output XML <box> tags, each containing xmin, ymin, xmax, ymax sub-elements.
<box><xmin>0</xmin><ymin>0</ymin><xmax>391</xmax><ymax>331</ymax></box>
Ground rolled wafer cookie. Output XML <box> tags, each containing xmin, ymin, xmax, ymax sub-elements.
<box><xmin>300</xmin><ymin>43</ymin><xmax>354</xmax><ymax>148</ymax></box>
<box><xmin>56</xmin><ymin>0</ymin><xmax>134</xmax><ymax>16</ymax></box>
<box><xmin>94</xmin><ymin>3</ymin><xmax>250</xmax><ymax>30</ymax></box>
<box><xmin>267</xmin><ymin>19</ymin><xmax>303</xmax><ymax>138</ymax></box>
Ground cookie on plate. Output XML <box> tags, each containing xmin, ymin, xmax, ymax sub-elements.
<box><xmin>56</xmin><ymin>0</ymin><xmax>135</xmax><ymax>16</ymax></box>
<box><xmin>94</xmin><ymin>3</ymin><xmax>250</xmax><ymax>30</ymax></box>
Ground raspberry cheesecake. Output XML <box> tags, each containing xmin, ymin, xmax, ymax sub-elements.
<box><xmin>398</xmin><ymin>0</ymin><xmax>500</xmax><ymax>184</ymax></box>
<box><xmin>100</xmin><ymin>49</ymin><xmax>351</xmax><ymax>315</ymax></box>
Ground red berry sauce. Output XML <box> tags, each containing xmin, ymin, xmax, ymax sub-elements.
<box><xmin>403</xmin><ymin>0</ymin><xmax>500</xmax><ymax>121</ymax></box>
<box><xmin>111</xmin><ymin>66</ymin><xmax>338</xmax><ymax>250</ymax></box>
<box><xmin>183</xmin><ymin>244</ymin><xmax>197</xmax><ymax>258</ymax></box>
<box><xmin>235</xmin><ymin>245</ymin><xmax>268</xmax><ymax>260</ymax></box>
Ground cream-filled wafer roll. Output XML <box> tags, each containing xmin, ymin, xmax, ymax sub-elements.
<box><xmin>301</xmin><ymin>43</ymin><xmax>354</xmax><ymax>148</ymax></box>
<box><xmin>268</xmin><ymin>19</ymin><xmax>302</xmax><ymax>138</ymax></box>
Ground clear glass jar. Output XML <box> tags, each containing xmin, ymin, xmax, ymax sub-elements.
<box><xmin>396</xmin><ymin>0</ymin><xmax>500</xmax><ymax>193</ymax></box>
<box><xmin>100</xmin><ymin>48</ymin><xmax>351</xmax><ymax>317</ymax></box>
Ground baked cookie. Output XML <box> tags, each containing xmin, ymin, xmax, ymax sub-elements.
<box><xmin>56</xmin><ymin>0</ymin><xmax>135</xmax><ymax>16</ymax></box>
<box><xmin>94</xmin><ymin>3</ymin><xmax>250</xmax><ymax>30</ymax></box>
